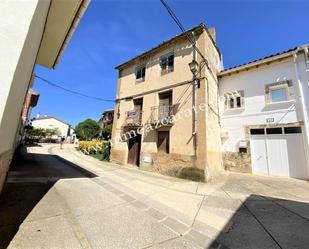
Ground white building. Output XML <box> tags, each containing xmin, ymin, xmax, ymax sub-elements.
<box><xmin>218</xmin><ymin>45</ymin><xmax>309</xmax><ymax>180</ymax></box>
<box><xmin>0</xmin><ymin>0</ymin><xmax>90</xmax><ymax>192</ymax></box>
<box><xmin>32</xmin><ymin>115</ymin><xmax>73</xmax><ymax>139</ymax></box>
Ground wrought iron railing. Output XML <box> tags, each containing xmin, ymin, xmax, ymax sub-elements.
<box><xmin>149</xmin><ymin>105</ymin><xmax>176</xmax><ymax>123</ymax></box>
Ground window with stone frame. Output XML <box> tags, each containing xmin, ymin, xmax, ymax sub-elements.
<box><xmin>225</xmin><ymin>90</ymin><xmax>244</xmax><ymax>110</ymax></box>
<box><xmin>265</xmin><ymin>80</ymin><xmax>293</xmax><ymax>104</ymax></box>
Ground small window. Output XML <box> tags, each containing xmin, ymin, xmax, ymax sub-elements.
<box><xmin>229</xmin><ymin>97</ymin><xmax>234</xmax><ymax>109</ymax></box>
<box><xmin>266</xmin><ymin>128</ymin><xmax>282</xmax><ymax>134</ymax></box>
<box><xmin>239</xmin><ymin>147</ymin><xmax>247</xmax><ymax>154</ymax></box>
<box><xmin>270</xmin><ymin>88</ymin><xmax>288</xmax><ymax>102</ymax></box>
<box><xmin>226</xmin><ymin>90</ymin><xmax>244</xmax><ymax>110</ymax></box>
<box><xmin>160</xmin><ymin>53</ymin><xmax>174</xmax><ymax>75</ymax></box>
<box><xmin>250</xmin><ymin>129</ymin><xmax>265</xmax><ymax>135</ymax></box>
<box><xmin>284</xmin><ymin>126</ymin><xmax>302</xmax><ymax>134</ymax></box>
<box><xmin>136</xmin><ymin>66</ymin><xmax>146</xmax><ymax>81</ymax></box>
<box><xmin>236</xmin><ymin>96</ymin><xmax>241</xmax><ymax>108</ymax></box>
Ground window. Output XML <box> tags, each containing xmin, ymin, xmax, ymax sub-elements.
<box><xmin>266</xmin><ymin>128</ymin><xmax>282</xmax><ymax>134</ymax></box>
<box><xmin>284</xmin><ymin>126</ymin><xmax>302</xmax><ymax>134</ymax></box>
<box><xmin>226</xmin><ymin>90</ymin><xmax>244</xmax><ymax>110</ymax></box>
<box><xmin>265</xmin><ymin>80</ymin><xmax>293</xmax><ymax>104</ymax></box>
<box><xmin>136</xmin><ymin>65</ymin><xmax>145</xmax><ymax>82</ymax></box>
<box><xmin>250</xmin><ymin>129</ymin><xmax>265</xmax><ymax>135</ymax></box>
<box><xmin>270</xmin><ymin>87</ymin><xmax>288</xmax><ymax>102</ymax></box>
<box><xmin>239</xmin><ymin>147</ymin><xmax>247</xmax><ymax>154</ymax></box>
<box><xmin>158</xmin><ymin>91</ymin><xmax>173</xmax><ymax>120</ymax></box>
<box><xmin>160</xmin><ymin>53</ymin><xmax>174</xmax><ymax>75</ymax></box>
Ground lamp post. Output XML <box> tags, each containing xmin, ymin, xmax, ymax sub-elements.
<box><xmin>189</xmin><ymin>60</ymin><xmax>198</xmax><ymax>76</ymax></box>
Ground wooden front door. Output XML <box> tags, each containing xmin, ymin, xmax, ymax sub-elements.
<box><xmin>128</xmin><ymin>134</ymin><xmax>141</xmax><ymax>166</ymax></box>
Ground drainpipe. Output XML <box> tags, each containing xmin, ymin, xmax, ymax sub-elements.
<box><xmin>192</xmin><ymin>32</ymin><xmax>198</xmax><ymax>164</ymax></box>
<box><xmin>293</xmin><ymin>49</ymin><xmax>309</xmax><ymax>178</ymax></box>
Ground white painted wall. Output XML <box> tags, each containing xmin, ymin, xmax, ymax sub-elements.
<box><xmin>0</xmin><ymin>0</ymin><xmax>50</xmax><ymax>192</ymax></box>
<box><xmin>0</xmin><ymin>0</ymin><xmax>50</xmax><ymax>153</ymax></box>
<box><xmin>32</xmin><ymin>117</ymin><xmax>70</xmax><ymax>138</ymax></box>
<box><xmin>219</xmin><ymin>58</ymin><xmax>305</xmax><ymax>152</ymax></box>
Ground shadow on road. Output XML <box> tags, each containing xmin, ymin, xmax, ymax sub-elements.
<box><xmin>213</xmin><ymin>194</ymin><xmax>309</xmax><ymax>249</ymax></box>
<box><xmin>0</xmin><ymin>147</ymin><xmax>97</xmax><ymax>249</ymax></box>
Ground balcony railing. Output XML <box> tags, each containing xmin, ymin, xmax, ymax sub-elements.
<box><xmin>149</xmin><ymin>105</ymin><xmax>176</xmax><ymax>124</ymax></box>
<box><xmin>124</xmin><ymin>109</ymin><xmax>143</xmax><ymax>126</ymax></box>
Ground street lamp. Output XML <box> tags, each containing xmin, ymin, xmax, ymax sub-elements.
<box><xmin>189</xmin><ymin>60</ymin><xmax>198</xmax><ymax>75</ymax></box>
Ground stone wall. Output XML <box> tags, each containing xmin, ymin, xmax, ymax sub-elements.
<box><xmin>140</xmin><ymin>152</ymin><xmax>194</xmax><ymax>174</ymax></box>
<box><xmin>223</xmin><ymin>151</ymin><xmax>251</xmax><ymax>173</ymax></box>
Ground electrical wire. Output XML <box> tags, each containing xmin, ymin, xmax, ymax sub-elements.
<box><xmin>34</xmin><ymin>75</ymin><xmax>115</xmax><ymax>103</ymax></box>
<box><xmin>160</xmin><ymin>0</ymin><xmax>210</xmax><ymax>68</ymax></box>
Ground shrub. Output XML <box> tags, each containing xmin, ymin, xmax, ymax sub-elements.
<box><xmin>78</xmin><ymin>140</ymin><xmax>110</xmax><ymax>161</ymax></box>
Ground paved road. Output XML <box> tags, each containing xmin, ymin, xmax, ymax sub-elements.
<box><xmin>1</xmin><ymin>144</ymin><xmax>309</xmax><ymax>249</ymax></box>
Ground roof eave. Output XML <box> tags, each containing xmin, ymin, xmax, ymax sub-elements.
<box><xmin>36</xmin><ymin>0</ymin><xmax>90</xmax><ymax>69</ymax></box>
<box><xmin>115</xmin><ymin>23</ymin><xmax>209</xmax><ymax>70</ymax></box>
<box><xmin>218</xmin><ymin>49</ymin><xmax>297</xmax><ymax>77</ymax></box>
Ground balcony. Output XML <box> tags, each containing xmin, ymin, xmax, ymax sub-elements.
<box><xmin>149</xmin><ymin>105</ymin><xmax>176</xmax><ymax>125</ymax></box>
<box><xmin>124</xmin><ymin>109</ymin><xmax>143</xmax><ymax>127</ymax></box>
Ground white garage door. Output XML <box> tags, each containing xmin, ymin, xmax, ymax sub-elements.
<box><xmin>250</xmin><ymin>126</ymin><xmax>308</xmax><ymax>180</ymax></box>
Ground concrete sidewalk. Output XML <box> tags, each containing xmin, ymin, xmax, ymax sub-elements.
<box><xmin>2</xmin><ymin>144</ymin><xmax>309</xmax><ymax>249</ymax></box>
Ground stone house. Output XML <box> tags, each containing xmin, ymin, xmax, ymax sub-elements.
<box><xmin>0</xmin><ymin>0</ymin><xmax>90</xmax><ymax>192</ymax></box>
<box><xmin>110</xmin><ymin>23</ymin><xmax>223</xmax><ymax>180</ymax></box>
<box><xmin>98</xmin><ymin>109</ymin><xmax>114</xmax><ymax>129</ymax></box>
<box><xmin>218</xmin><ymin>45</ymin><xmax>309</xmax><ymax>180</ymax></box>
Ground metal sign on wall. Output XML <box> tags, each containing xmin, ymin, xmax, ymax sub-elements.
<box><xmin>266</xmin><ymin>118</ymin><xmax>274</xmax><ymax>123</ymax></box>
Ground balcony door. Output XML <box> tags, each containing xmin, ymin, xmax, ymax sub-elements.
<box><xmin>159</xmin><ymin>91</ymin><xmax>172</xmax><ymax>120</ymax></box>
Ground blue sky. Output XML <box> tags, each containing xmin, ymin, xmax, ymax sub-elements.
<box><xmin>33</xmin><ymin>0</ymin><xmax>309</xmax><ymax>127</ymax></box>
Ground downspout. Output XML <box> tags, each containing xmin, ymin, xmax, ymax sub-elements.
<box><xmin>293</xmin><ymin>50</ymin><xmax>309</xmax><ymax>179</ymax></box>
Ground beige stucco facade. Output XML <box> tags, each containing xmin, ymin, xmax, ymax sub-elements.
<box><xmin>0</xmin><ymin>0</ymin><xmax>89</xmax><ymax>193</ymax></box>
<box><xmin>110</xmin><ymin>24</ymin><xmax>223</xmax><ymax>180</ymax></box>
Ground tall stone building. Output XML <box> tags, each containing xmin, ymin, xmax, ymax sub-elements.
<box><xmin>110</xmin><ymin>23</ymin><xmax>223</xmax><ymax>180</ymax></box>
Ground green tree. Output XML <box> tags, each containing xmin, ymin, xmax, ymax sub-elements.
<box><xmin>75</xmin><ymin>119</ymin><xmax>100</xmax><ymax>141</ymax></box>
<box><xmin>45</xmin><ymin>128</ymin><xmax>61</xmax><ymax>142</ymax></box>
<box><xmin>25</xmin><ymin>127</ymin><xmax>46</xmax><ymax>141</ymax></box>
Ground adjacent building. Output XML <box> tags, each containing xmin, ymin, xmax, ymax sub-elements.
<box><xmin>0</xmin><ymin>0</ymin><xmax>90</xmax><ymax>192</ymax></box>
<box><xmin>22</xmin><ymin>88</ymin><xmax>40</xmax><ymax>127</ymax></box>
<box><xmin>219</xmin><ymin>45</ymin><xmax>309</xmax><ymax>180</ymax></box>
<box><xmin>98</xmin><ymin>109</ymin><xmax>114</xmax><ymax>129</ymax></box>
<box><xmin>32</xmin><ymin>115</ymin><xmax>74</xmax><ymax>140</ymax></box>
<box><xmin>110</xmin><ymin>24</ymin><xmax>223</xmax><ymax>180</ymax></box>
